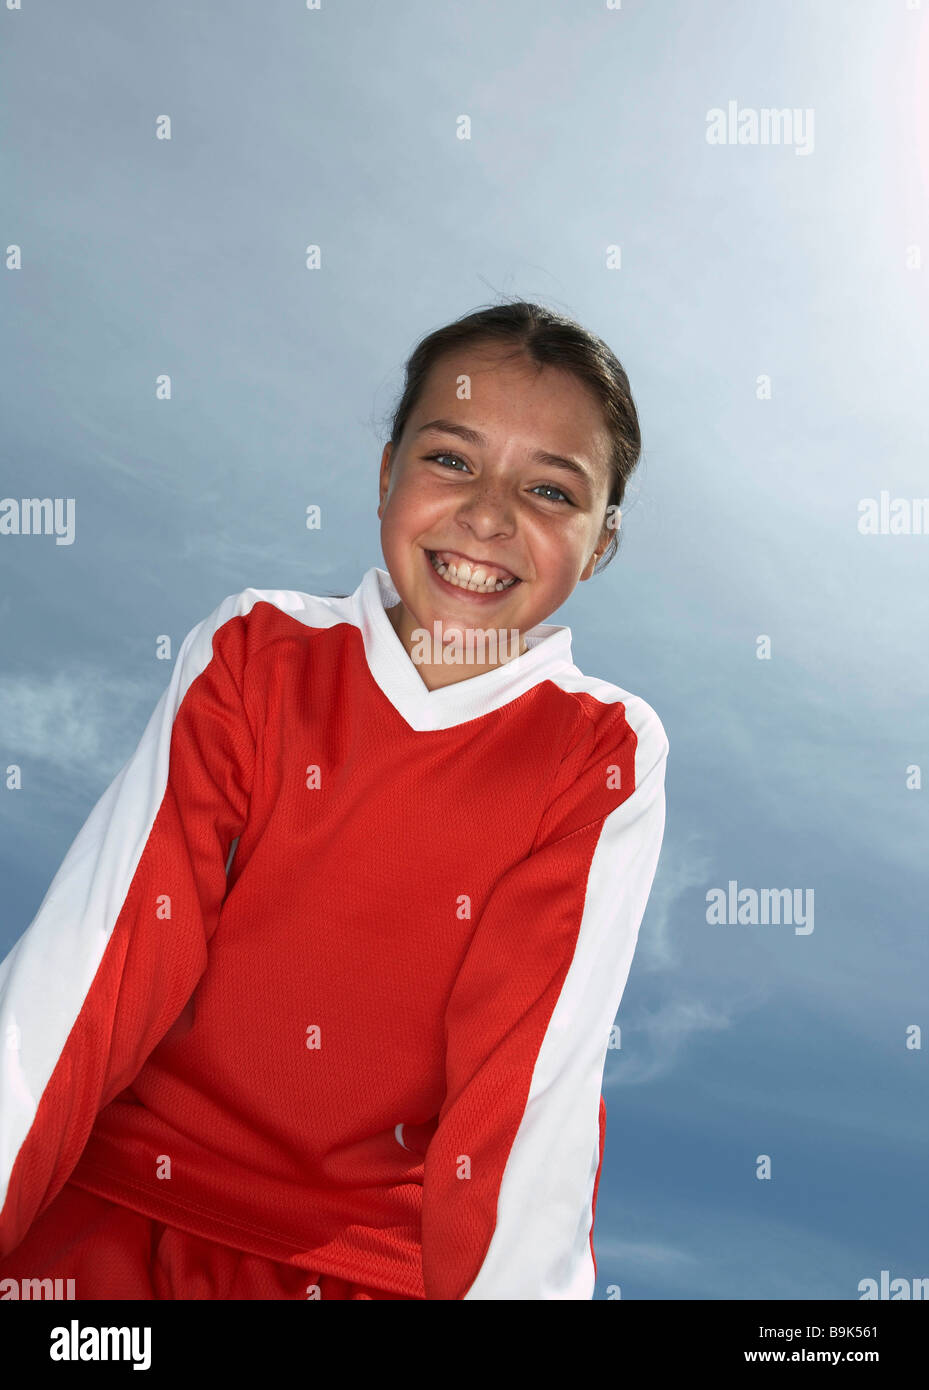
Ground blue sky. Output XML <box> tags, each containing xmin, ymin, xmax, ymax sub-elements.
<box><xmin>1</xmin><ymin>0</ymin><xmax>927</xmax><ymax>1298</ymax></box>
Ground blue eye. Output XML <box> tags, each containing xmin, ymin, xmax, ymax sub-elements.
<box><xmin>422</xmin><ymin>452</ymin><xmax>574</xmax><ymax>505</ymax></box>
<box><xmin>425</xmin><ymin>451</ymin><xmax>469</xmax><ymax>472</ymax></box>
<box><xmin>531</xmin><ymin>483</ymin><xmax>571</xmax><ymax>504</ymax></box>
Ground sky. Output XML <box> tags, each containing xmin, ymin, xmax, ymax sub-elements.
<box><xmin>1</xmin><ymin>0</ymin><xmax>927</xmax><ymax>1300</ymax></box>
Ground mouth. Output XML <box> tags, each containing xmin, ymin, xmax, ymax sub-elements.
<box><xmin>424</xmin><ymin>548</ymin><xmax>522</xmax><ymax>598</ymax></box>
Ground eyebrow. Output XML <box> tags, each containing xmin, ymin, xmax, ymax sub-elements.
<box><xmin>414</xmin><ymin>418</ymin><xmax>596</xmax><ymax>491</ymax></box>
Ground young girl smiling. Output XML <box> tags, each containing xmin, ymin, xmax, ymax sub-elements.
<box><xmin>0</xmin><ymin>301</ymin><xmax>669</xmax><ymax>1301</ymax></box>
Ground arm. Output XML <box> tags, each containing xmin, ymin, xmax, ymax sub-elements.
<box><xmin>0</xmin><ymin>594</ymin><xmax>257</xmax><ymax>1256</ymax></box>
<box><xmin>421</xmin><ymin>698</ymin><xmax>669</xmax><ymax>1300</ymax></box>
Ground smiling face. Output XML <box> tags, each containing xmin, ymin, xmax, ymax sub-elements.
<box><xmin>377</xmin><ymin>343</ymin><xmax>615</xmax><ymax>689</ymax></box>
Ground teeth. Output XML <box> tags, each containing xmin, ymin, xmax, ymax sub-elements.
<box><xmin>429</xmin><ymin>551</ymin><xmax>518</xmax><ymax>593</ymax></box>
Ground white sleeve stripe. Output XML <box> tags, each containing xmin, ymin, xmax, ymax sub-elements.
<box><xmin>464</xmin><ymin>725</ymin><xmax>668</xmax><ymax>1299</ymax></box>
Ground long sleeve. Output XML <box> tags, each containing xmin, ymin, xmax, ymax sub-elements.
<box><xmin>421</xmin><ymin>697</ymin><xmax>669</xmax><ymax>1300</ymax></box>
<box><xmin>0</xmin><ymin>594</ymin><xmax>256</xmax><ymax>1257</ymax></box>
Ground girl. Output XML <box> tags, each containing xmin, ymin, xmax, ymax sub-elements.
<box><xmin>0</xmin><ymin>300</ymin><xmax>669</xmax><ymax>1301</ymax></box>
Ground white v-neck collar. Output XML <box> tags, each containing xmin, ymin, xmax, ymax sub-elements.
<box><xmin>351</xmin><ymin>566</ymin><xmax>576</xmax><ymax>731</ymax></box>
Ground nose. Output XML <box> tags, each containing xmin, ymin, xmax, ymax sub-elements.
<box><xmin>453</xmin><ymin>476</ymin><xmax>516</xmax><ymax>538</ymax></box>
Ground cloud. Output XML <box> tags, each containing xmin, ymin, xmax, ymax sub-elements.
<box><xmin>637</xmin><ymin>829</ymin><xmax>715</xmax><ymax>970</ymax></box>
<box><xmin>174</xmin><ymin>527</ymin><xmax>340</xmax><ymax>581</ymax></box>
<box><xmin>605</xmin><ymin>997</ymin><xmax>734</xmax><ymax>1088</ymax></box>
<box><xmin>595</xmin><ymin>1238</ymin><xmax>699</xmax><ymax>1268</ymax></box>
<box><xmin>594</xmin><ymin>1207</ymin><xmax>875</xmax><ymax>1299</ymax></box>
<box><xmin>0</xmin><ymin>666</ymin><xmax>151</xmax><ymax>785</ymax></box>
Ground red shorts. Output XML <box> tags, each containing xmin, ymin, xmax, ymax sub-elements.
<box><xmin>0</xmin><ymin>1181</ymin><xmax>406</xmax><ymax>1300</ymax></box>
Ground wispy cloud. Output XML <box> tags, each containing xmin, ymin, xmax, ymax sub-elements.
<box><xmin>595</xmin><ymin>1238</ymin><xmax>699</xmax><ymax>1269</ymax></box>
<box><xmin>605</xmin><ymin>996</ymin><xmax>733</xmax><ymax>1088</ymax></box>
<box><xmin>595</xmin><ymin>1196</ymin><xmax>894</xmax><ymax>1300</ymax></box>
<box><xmin>637</xmin><ymin>829</ymin><xmax>715</xmax><ymax>971</ymax></box>
<box><xmin>175</xmin><ymin>527</ymin><xmax>340</xmax><ymax>581</ymax></box>
<box><xmin>0</xmin><ymin>667</ymin><xmax>151</xmax><ymax>785</ymax></box>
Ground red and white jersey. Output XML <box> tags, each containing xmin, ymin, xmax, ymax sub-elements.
<box><xmin>0</xmin><ymin>566</ymin><xmax>669</xmax><ymax>1300</ymax></box>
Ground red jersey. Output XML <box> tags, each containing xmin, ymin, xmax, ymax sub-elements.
<box><xmin>0</xmin><ymin>566</ymin><xmax>669</xmax><ymax>1299</ymax></box>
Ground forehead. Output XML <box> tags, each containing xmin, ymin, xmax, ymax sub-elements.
<box><xmin>412</xmin><ymin>344</ymin><xmax>612</xmax><ymax>467</ymax></box>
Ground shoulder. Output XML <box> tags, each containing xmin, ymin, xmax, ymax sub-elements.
<box><xmin>184</xmin><ymin>586</ymin><xmax>358</xmax><ymax>666</ymax></box>
<box><xmin>546</xmin><ymin>662</ymin><xmax>670</xmax><ymax>774</ymax></box>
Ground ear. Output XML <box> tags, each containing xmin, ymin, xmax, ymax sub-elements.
<box><xmin>377</xmin><ymin>442</ymin><xmax>393</xmax><ymax>517</ymax></box>
<box><xmin>579</xmin><ymin>518</ymin><xmax>615</xmax><ymax>582</ymax></box>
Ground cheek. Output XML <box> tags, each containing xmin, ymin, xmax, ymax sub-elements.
<box><xmin>527</xmin><ymin>525</ymin><xmax>587</xmax><ymax>577</ymax></box>
<box><xmin>382</xmin><ymin>476</ymin><xmax>444</xmax><ymax>534</ymax></box>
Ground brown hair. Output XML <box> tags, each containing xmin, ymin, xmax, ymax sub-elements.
<box><xmin>327</xmin><ymin>297</ymin><xmax>643</xmax><ymax>595</ymax></box>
